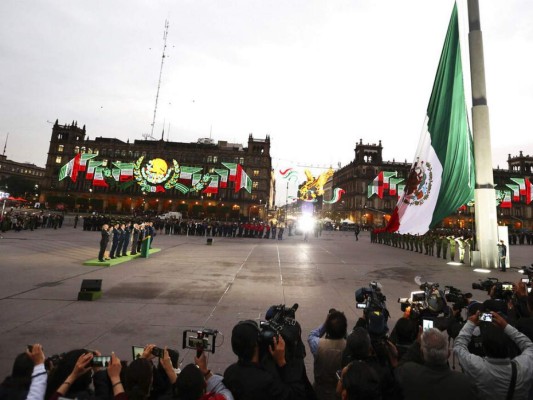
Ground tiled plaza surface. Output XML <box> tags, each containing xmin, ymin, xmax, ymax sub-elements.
<box><xmin>0</xmin><ymin>219</ymin><xmax>531</xmax><ymax>378</ymax></box>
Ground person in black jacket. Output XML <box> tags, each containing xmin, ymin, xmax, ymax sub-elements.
<box><xmin>98</xmin><ymin>224</ymin><xmax>111</xmax><ymax>262</ymax></box>
<box><xmin>223</xmin><ymin>320</ymin><xmax>306</xmax><ymax>400</ymax></box>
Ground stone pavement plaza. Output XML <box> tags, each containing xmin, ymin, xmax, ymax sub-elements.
<box><xmin>0</xmin><ymin>223</ymin><xmax>531</xmax><ymax>378</ymax></box>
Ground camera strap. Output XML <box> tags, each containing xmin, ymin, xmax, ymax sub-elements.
<box><xmin>506</xmin><ymin>360</ymin><xmax>517</xmax><ymax>400</ymax></box>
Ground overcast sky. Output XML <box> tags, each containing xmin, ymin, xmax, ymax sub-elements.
<box><xmin>1</xmin><ymin>0</ymin><xmax>532</xmax><ymax>202</ymax></box>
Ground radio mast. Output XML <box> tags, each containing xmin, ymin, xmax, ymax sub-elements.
<box><xmin>143</xmin><ymin>19</ymin><xmax>169</xmax><ymax>140</ymax></box>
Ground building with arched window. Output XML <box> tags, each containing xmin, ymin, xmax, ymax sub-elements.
<box><xmin>40</xmin><ymin>120</ymin><xmax>274</xmax><ymax>220</ymax></box>
<box><xmin>322</xmin><ymin>139</ymin><xmax>532</xmax><ymax>231</ymax></box>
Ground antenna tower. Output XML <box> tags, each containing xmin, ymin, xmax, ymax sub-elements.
<box><xmin>144</xmin><ymin>19</ymin><xmax>169</xmax><ymax>140</ymax></box>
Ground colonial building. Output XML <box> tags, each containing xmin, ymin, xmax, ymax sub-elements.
<box><xmin>0</xmin><ymin>154</ymin><xmax>45</xmax><ymax>183</ymax></box>
<box><xmin>324</xmin><ymin>140</ymin><xmax>532</xmax><ymax>230</ymax></box>
<box><xmin>40</xmin><ymin>120</ymin><xmax>274</xmax><ymax>220</ymax></box>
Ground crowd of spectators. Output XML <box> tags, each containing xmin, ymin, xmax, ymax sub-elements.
<box><xmin>4</xmin><ymin>278</ymin><xmax>533</xmax><ymax>400</ymax></box>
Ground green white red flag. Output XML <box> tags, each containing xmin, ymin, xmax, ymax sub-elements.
<box><xmin>386</xmin><ymin>4</ymin><xmax>475</xmax><ymax>234</ymax></box>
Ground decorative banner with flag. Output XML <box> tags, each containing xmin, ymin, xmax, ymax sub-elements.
<box><xmin>510</xmin><ymin>177</ymin><xmax>532</xmax><ymax>204</ymax></box>
<box><xmin>368</xmin><ymin>171</ymin><xmax>398</xmax><ymax>199</ymax></box>
<box><xmin>58</xmin><ymin>153</ymin><xmax>81</xmax><ymax>182</ymax></box>
<box><xmin>386</xmin><ymin>4</ymin><xmax>475</xmax><ymax>235</ymax></box>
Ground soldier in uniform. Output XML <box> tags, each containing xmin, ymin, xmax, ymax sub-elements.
<box><xmin>441</xmin><ymin>235</ymin><xmax>448</xmax><ymax>259</ymax></box>
<box><xmin>447</xmin><ymin>235</ymin><xmax>456</xmax><ymax>262</ymax></box>
<box><xmin>456</xmin><ymin>236</ymin><xmax>466</xmax><ymax>263</ymax></box>
<box><xmin>436</xmin><ymin>234</ymin><xmax>442</xmax><ymax>258</ymax></box>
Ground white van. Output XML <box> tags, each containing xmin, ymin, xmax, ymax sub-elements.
<box><xmin>159</xmin><ymin>211</ymin><xmax>182</xmax><ymax>220</ymax></box>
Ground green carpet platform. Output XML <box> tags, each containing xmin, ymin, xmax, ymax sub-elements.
<box><xmin>83</xmin><ymin>248</ymin><xmax>161</xmax><ymax>266</ymax></box>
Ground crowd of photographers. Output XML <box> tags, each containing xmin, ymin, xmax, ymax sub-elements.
<box><xmin>5</xmin><ymin>269</ymin><xmax>533</xmax><ymax>400</ymax></box>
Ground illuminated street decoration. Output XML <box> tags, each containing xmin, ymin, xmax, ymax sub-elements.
<box><xmin>367</xmin><ymin>171</ymin><xmax>404</xmax><ymax>199</ymax></box>
<box><xmin>279</xmin><ymin>167</ymin><xmax>344</xmax><ymax>203</ymax></box>
<box><xmin>59</xmin><ymin>154</ymin><xmax>252</xmax><ymax>194</ymax></box>
<box><xmin>279</xmin><ymin>168</ymin><xmax>299</xmax><ymax>182</ymax></box>
<box><xmin>509</xmin><ymin>177</ymin><xmax>532</xmax><ymax>204</ymax></box>
<box><xmin>323</xmin><ymin>188</ymin><xmax>345</xmax><ymax>204</ymax></box>
<box><xmin>368</xmin><ymin>170</ymin><xmax>532</xmax><ymax>210</ymax></box>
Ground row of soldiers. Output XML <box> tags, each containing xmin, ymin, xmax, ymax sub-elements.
<box><xmin>0</xmin><ymin>210</ymin><xmax>64</xmax><ymax>232</ymax></box>
<box><xmin>509</xmin><ymin>230</ymin><xmax>533</xmax><ymax>245</ymax></box>
<box><xmin>160</xmin><ymin>219</ymin><xmax>286</xmax><ymax>239</ymax></box>
<box><xmin>370</xmin><ymin>229</ymin><xmax>474</xmax><ymax>263</ymax></box>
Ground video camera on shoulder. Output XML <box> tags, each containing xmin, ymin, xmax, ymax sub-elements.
<box><xmin>444</xmin><ymin>286</ymin><xmax>469</xmax><ymax>310</ymax></box>
<box><xmin>356</xmin><ymin>282</ymin><xmax>389</xmax><ymax>337</ymax></box>
<box><xmin>182</xmin><ymin>328</ymin><xmax>218</xmax><ymax>356</ymax></box>
<box><xmin>472</xmin><ymin>277</ymin><xmax>499</xmax><ymax>293</ymax></box>
<box><xmin>398</xmin><ymin>282</ymin><xmax>447</xmax><ymax>318</ymax></box>
<box><xmin>258</xmin><ymin>303</ymin><xmax>305</xmax><ymax>359</ymax></box>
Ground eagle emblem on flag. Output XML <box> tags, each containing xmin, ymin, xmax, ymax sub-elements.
<box><xmin>403</xmin><ymin>160</ymin><xmax>433</xmax><ymax>206</ymax></box>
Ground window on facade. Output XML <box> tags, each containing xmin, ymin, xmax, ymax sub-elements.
<box><xmin>58</xmin><ymin>145</ymin><xmax>64</xmax><ymax>152</ymax></box>
<box><xmin>141</xmin><ymin>152</ymin><xmax>146</xmax><ymax>157</ymax></box>
<box><xmin>121</xmin><ymin>150</ymin><xmax>126</xmax><ymax>157</ymax></box>
<box><xmin>253</xmin><ymin>170</ymin><xmax>260</xmax><ymax>177</ymax></box>
<box><xmin>55</xmin><ymin>156</ymin><xmax>62</xmax><ymax>164</ymax></box>
<box><xmin>115</xmin><ymin>149</ymin><xmax>120</xmax><ymax>157</ymax></box>
<box><xmin>128</xmin><ymin>151</ymin><xmax>133</xmax><ymax>158</ymax></box>
<box><xmin>213</xmin><ymin>156</ymin><xmax>218</xmax><ymax>163</ymax></box>
<box><xmin>239</xmin><ymin>157</ymin><xmax>244</xmax><ymax>164</ymax></box>
<box><xmin>207</xmin><ymin>156</ymin><xmax>213</xmax><ymax>163</ymax></box>
<box><xmin>88</xmin><ymin>148</ymin><xmax>93</xmax><ymax>154</ymax></box>
<box><xmin>102</xmin><ymin>159</ymin><xmax>108</xmax><ymax>167</ymax></box>
<box><xmin>252</xmin><ymin>182</ymin><xmax>259</xmax><ymax>189</ymax></box>
<box><xmin>81</xmin><ymin>147</ymin><xmax>86</xmax><ymax>154</ymax></box>
<box><xmin>134</xmin><ymin>151</ymin><xmax>140</xmax><ymax>158</ymax></box>
<box><xmin>206</xmin><ymin>193</ymin><xmax>212</xmax><ymax>198</ymax></box>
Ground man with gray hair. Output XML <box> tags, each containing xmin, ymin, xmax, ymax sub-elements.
<box><xmin>396</xmin><ymin>327</ymin><xmax>479</xmax><ymax>399</ymax></box>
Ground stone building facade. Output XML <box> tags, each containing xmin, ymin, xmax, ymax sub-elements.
<box><xmin>324</xmin><ymin>140</ymin><xmax>532</xmax><ymax>230</ymax></box>
<box><xmin>40</xmin><ymin>120</ymin><xmax>274</xmax><ymax>220</ymax></box>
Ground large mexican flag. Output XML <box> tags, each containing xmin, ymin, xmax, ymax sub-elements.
<box><xmin>386</xmin><ymin>3</ymin><xmax>475</xmax><ymax>235</ymax></box>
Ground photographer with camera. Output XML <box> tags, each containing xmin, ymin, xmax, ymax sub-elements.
<box><xmin>340</xmin><ymin>327</ymin><xmax>396</xmax><ymax>399</ymax></box>
<box><xmin>223</xmin><ymin>320</ymin><xmax>307</xmax><ymax>400</ymax></box>
<box><xmin>46</xmin><ymin>349</ymin><xmax>96</xmax><ymax>400</ymax></box>
<box><xmin>0</xmin><ymin>343</ymin><xmax>46</xmax><ymax>400</ymax></box>
<box><xmin>454</xmin><ymin>310</ymin><xmax>533</xmax><ymax>399</ymax></box>
<box><xmin>128</xmin><ymin>344</ymin><xmax>180</xmax><ymax>399</ymax></box>
<box><xmin>307</xmin><ymin>309</ymin><xmax>347</xmax><ymax>400</ymax></box>
<box><xmin>395</xmin><ymin>328</ymin><xmax>479</xmax><ymax>400</ymax></box>
<box><xmin>173</xmin><ymin>351</ymin><xmax>233</xmax><ymax>400</ymax></box>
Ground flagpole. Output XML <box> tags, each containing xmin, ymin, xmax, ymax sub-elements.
<box><xmin>468</xmin><ymin>0</ymin><xmax>499</xmax><ymax>268</ymax></box>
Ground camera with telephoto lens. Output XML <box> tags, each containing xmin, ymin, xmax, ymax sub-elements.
<box><xmin>444</xmin><ymin>286</ymin><xmax>469</xmax><ymax>310</ymax></box>
<box><xmin>151</xmin><ymin>346</ymin><xmax>164</xmax><ymax>358</ymax></box>
<box><xmin>356</xmin><ymin>282</ymin><xmax>389</xmax><ymax>337</ymax></box>
<box><xmin>472</xmin><ymin>277</ymin><xmax>499</xmax><ymax>293</ymax></box>
<box><xmin>44</xmin><ymin>353</ymin><xmax>66</xmax><ymax>371</ymax></box>
<box><xmin>398</xmin><ymin>282</ymin><xmax>446</xmax><ymax>318</ymax></box>
<box><xmin>259</xmin><ymin>303</ymin><xmax>303</xmax><ymax>358</ymax></box>
<box><xmin>519</xmin><ymin>264</ymin><xmax>533</xmax><ymax>276</ymax></box>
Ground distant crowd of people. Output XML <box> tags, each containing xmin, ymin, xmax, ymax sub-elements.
<box><xmin>4</xmin><ymin>278</ymin><xmax>533</xmax><ymax>400</ymax></box>
<box><xmin>0</xmin><ymin>210</ymin><xmax>64</xmax><ymax>233</ymax></box>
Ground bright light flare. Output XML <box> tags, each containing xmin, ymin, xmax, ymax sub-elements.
<box><xmin>299</xmin><ymin>215</ymin><xmax>315</xmax><ymax>233</ymax></box>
